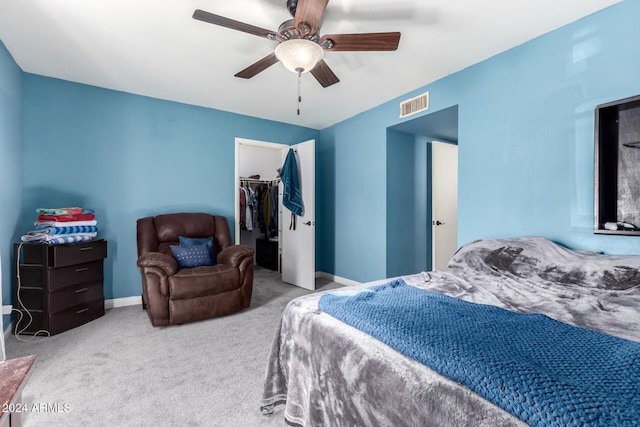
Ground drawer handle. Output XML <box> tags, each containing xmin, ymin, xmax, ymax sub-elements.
<box><xmin>79</xmin><ymin>247</ymin><xmax>93</xmax><ymax>251</ymax></box>
<box><xmin>75</xmin><ymin>287</ymin><xmax>88</xmax><ymax>293</ymax></box>
<box><xmin>76</xmin><ymin>308</ymin><xmax>89</xmax><ymax>314</ymax></box>
<box><xmin>75</xmin><ymin>267</ymin><xmax>89</xmax><ymax>272</ymax></box>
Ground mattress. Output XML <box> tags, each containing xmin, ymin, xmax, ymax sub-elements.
<box><xmin>261</xmin><ymin>236</ymin><xmax>640</xmax><ymax>426</ymax></box>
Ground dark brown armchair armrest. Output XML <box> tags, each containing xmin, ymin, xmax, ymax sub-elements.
<box><xmin>137</xmin><ymin>252</ymin><xmax>178</xmax><ymax>276</ymax></box>
<box><xmin>217</xmin><ymin>245</ymin><xmax>254</xmax><ymax>268</ymax></box>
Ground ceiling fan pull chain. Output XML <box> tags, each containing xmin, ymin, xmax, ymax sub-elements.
<box><xmin>296</xmin><ymin>68</ymin><xmax>302</xmax><ymax>115</ymax></box>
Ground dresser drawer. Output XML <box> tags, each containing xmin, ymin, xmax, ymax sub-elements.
<box><xmin>14</xmin><ymin>239</ymin><xmax>108</xmax><ymax>336</ymax></box>
<box><xmin>48</xmin><ymin>298</ymin><xmax>105</xmax><ymax>335</ymax></box>
<box><xmin>47</xmin><ymin>240</ymin><xmax>107</xmax><ymax>267</ymax></box>
<box><xmin>47</xmin><ymin>261</ymin><xmax>103</xmax><ymax>291</ymax></box>
<box><xmin>17</xmin><ymin>239</ymin><xmax>107</xmax><ymax>268</ymax></box>
<box><xmin>17</xmin><ymin>260</ymin><xmax>103</xmax><ymax>290</ymax></box>
<box><xmin>14</xmin><ymin>286</ymin><xmax>44</xmax><ymax>311</ymax></box>
<box><xmin>48</xmin><ymin>280</ymin><xmax>103</xmax><ymax>313</ymax></box>
<box><xmin>14</xmin><ymin>265</ymin><xmax>45</xmax><ymax>288</ymax></box>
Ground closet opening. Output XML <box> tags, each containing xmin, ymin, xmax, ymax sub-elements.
<box><xmin>235</xmin><ymin>138</ymin><xmax>287</xmax><ymax>274</ymax></box>
<box><xmin>235</xmin><ymin>137</ymin><xmax>316</xmax><ymax>290</ymax></box>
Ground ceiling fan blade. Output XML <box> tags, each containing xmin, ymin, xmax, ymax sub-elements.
<box><xmin>311</xmin><ymin>60</ymin><xmax>339</xmax><ymax>88</ymax></box>
<box><xmin>319</xmin><ymin>32</ymin><xmax>401</xmax><ymax>51</ymax></box>
<box><xmin>294</xmin><ymin>0</ymin><xmax>329</xmax><ymax>36</ymax></box>
<box><xmin>193</xmin><ymin>9</ymin><xmax>278</xmax><ymax>40</ymax></box>
<box><xmin>235</xmin><ymin>53</ymin><xmax>280</xmax><ymax>79</ymax></box>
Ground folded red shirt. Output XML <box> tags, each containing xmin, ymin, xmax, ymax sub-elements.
<box><xmin>37</xmin><ymin>213</ymin><xmax>96</xmax><ymax>222</ymax></box>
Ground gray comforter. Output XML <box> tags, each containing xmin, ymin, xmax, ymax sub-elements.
<box><xmin>261</xmin><ymin>237</ymin><xmax>640</xmax><ymax>426</ymax></box>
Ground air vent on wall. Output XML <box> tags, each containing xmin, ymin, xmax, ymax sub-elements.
<box><xmin>400</xmin><ymin>92</ymin><xmax>429</xmax><ymax>118</ymax></box>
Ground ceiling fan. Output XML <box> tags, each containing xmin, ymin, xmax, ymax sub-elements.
<box><xmin>192</xmin><ymin>0</ymin><xmax>401</xmax><ymax>88</ymax></box>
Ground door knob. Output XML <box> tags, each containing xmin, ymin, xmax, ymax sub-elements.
<box><xmin>303</xmin><ymin>221</ymin><xmax>313</xmax><ymax>226</ymax></box>
<box><xmin>433</xmin><ymin>220</ymin><xmax>445</xmax><ymax>226</ymax></box>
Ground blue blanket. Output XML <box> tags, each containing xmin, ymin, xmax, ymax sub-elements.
<box><xmin>319</xmin><ymin>280</ymin><xmax>640</xmax><ymax>427</ymax></box>
<box><xmin>280</xmin><ymin>148</ymin><xmax>303</xmax><ymax>216</ymax></box>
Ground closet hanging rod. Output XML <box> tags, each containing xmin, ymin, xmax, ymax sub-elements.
<box><xmin>240</xmin><ymin>178</ymin><xmax>281</xmax><ymax>184</ymax></box>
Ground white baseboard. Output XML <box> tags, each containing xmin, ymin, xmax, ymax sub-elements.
<box><xmin>3</xmin><ymin>274</ymin><xmax>360</xmax><ymax>337</ymax></box>
<box><xmin>315</xmin><ymin>272</ymin><xmax>361</xmax><ymax>287</ymax></box>
<box><xmin>105</xmin><ymin>296</ymin><xmax>142</xmax><ymax>309</ymax></box>
<box><xmin>5</xmin><ymin>273</ymin><xmax>359</xmax><ymax>317</ymax></box>
<box><xmin>106</xmin><ymin>274</ymin><xmax>356</xmax><ymax>310</ymax></box>
<box><xmin>4</xmin><ymin>273</ymin><xmax>360</xmax><ymax>318</ymax></box>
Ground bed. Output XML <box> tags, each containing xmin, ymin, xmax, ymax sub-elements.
<box><xmin>260</xmin><ymin>236</ymin><xmax>640</xmax><ymax>426</ymax></box>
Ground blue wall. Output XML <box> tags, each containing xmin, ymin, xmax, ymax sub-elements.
<box><xmin>318</xmin><ymin>109</ymin><xmax>391</xmax><ymax>281</ymax></box>
<box><xmin>4</xmin><ymin>0</ymin><xmax>640</xmax><ymax>309</ymax></box>
<box><xmin>318</xmin><ymin>1</ymin><xmax>640</xmax><ymax>282</ymax></box>
<box><xmin>386</xmin><ymin>129</ymin><xmax>414</xmax><ymax>277</ymax></box>
<box><xmin>0</xmin><ymin>41</ymin><xmax>22</xmax><ymax>330</ymax></box>
<box><xmin>21</xmin><ymin>75</ymin><xmax>319</xmax><ymax>301</ymax></box>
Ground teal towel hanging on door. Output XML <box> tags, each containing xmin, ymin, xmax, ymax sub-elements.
<box><xmin>281</xmin><ymin>148</ymin><xmax>304</xmax><ymax>216</ymax></box>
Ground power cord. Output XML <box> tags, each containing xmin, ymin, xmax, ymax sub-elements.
<box><xmin>13</xmin><ymin>241</ymin><xmax>50</xmax><ymax>342</ymax></box>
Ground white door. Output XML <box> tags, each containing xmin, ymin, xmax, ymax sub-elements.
<box><xmin>280</xmin><ymin>140</ymin><xmax>315</xmax><ymax>290</ymax></box>
<box><xmin>431</xmin><ymin>141</ymin><xmax>458</xmax><ymax>270</ymax></box>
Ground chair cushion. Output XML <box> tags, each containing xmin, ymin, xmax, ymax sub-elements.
<box><xmin>168</xmin><ymin>265</ymin><xmax>241</xmax><ymax>300</ymax></box>
<box><xmin>170</xmin><ymin>243</ymin><xmax>215</xmax><ymax>269</ymax></box>
<box><xmin>155</xmin><ymin>213</ymin><xmax>217</xmax><ymax>243</ymax></box>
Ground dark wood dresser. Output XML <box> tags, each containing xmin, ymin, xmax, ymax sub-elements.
<box><xmin>13</xmin><ymin>239</ymin><xmax>108</xmax><ymax>336</ymax></box>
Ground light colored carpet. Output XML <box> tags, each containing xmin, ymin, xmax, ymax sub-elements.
<box><xmin>5</xmin><ymin>267</ymin><xmax>342</xmax><ymax>427</ymax></box>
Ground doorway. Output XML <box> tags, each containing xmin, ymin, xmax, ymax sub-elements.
<box><xmin>235</xmin><ymin>138</ymin><xmax>285</xmax><ymax>248</ymax></box>
<box><xmin>386</xmin><ymin>105</ymin><xmax>459</xmax><ymax>276</ymax></box>
<box><xmin>234</xmin><ymin>138</ymin><xmax>316</xmax><ymax>290</ymax></box>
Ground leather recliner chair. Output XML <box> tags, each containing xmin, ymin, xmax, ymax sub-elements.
<box><xmin>136</xmin><ymin>212</ymin><xmax>254</xmax><ymax>326</ymax></box>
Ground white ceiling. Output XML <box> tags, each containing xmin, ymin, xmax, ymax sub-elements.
<box><xmin>0</xmin><ymin>0</ymin><xmax>621</xmax><ymax>129</ymax></box>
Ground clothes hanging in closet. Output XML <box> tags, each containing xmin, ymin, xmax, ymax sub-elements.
<box><xmin>239</xmin><ymin>186</ymin><xmax>253</xmax><ymax>231</ymax></box>
<box><xmin>240</xmin><ymin>181</ymin><xmax>279</xmax><ymax>238</ymax></box>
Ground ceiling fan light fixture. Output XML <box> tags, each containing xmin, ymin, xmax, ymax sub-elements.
<box><xmin>275</xmin><ymin>39</ymin><xmax>324</xmax><ymax>74</ymax></box>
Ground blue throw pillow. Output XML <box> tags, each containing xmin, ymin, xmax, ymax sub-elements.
<box><xmin>170</xmin><ymin>243</ymin><xmax>215</xmax><ymax>269</ymax></box>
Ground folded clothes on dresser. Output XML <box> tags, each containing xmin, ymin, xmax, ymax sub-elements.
<box><xmin>22</xmin><ymin>207</ymin><xmax>101</xmax><ymax>245</ymax></box>
<box><xmin>36</xmin><ymin>213</ymin><xmax>96</xmax><ymax>222</ymax></box>
<box><xmin>27</xmin><ymin>225</ymin><xmax>99</xmax><ymax>235</ymax></box>
<box><xmin>34</xmin><ymin>220</ymin><xmax>98</xmax><ymax>228</ymax></box>
<box><xmin>36</xmin><ymin>207</ymin><xmax>94</xmax><ymax>216</ymax></box>
<box><xmin>21</xmin><ymin>232</ymin><xmax>98</xmax><ymax>243</ymax></box>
